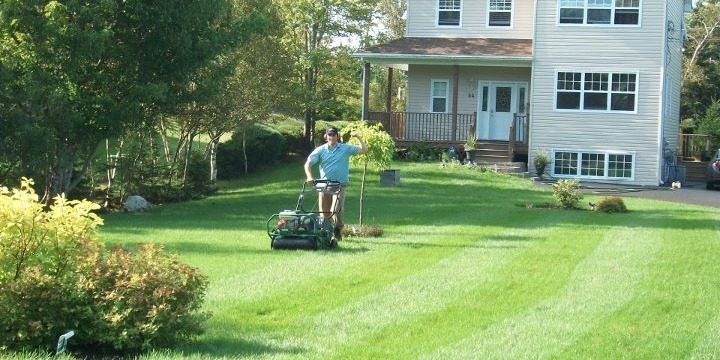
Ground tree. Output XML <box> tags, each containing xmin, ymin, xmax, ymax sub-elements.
<box><xmin>0</xmin><ymin>0</ymin><xmax>266</xmax><ymax>202</ymax></box>
<box><xmin>275</xmin><ymin>0</ymin><xmax>378</xmax><ymax>146</ymax></box>
<box><xmin>202</xmin><ymin>2</ymin><xmax>292</xmax><ymax>181</ymax></box>
<box><xmin>682</xmin><ymin>0</ymin><xmax>720</xmax><ymax>122</ymax></box>
<box><xmin>342</xmin><ymin>121</ymin><xmax>395</xmax><ymax>226</ymax></box>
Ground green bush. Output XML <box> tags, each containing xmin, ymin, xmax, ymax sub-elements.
<box><xmin>403</xmin><ymin>142</ymin><xmax>444</xmax><ymax>161</ymax></box>
<box><xmin>267</xmin><ymin>114</ymin><xmax>307</xmax><ymax>155</ymax></box>
<box><xmin>216</xmin><ymin>123</ymin><xmax>286</xmax><ymax>179</ymax></box>
<box><xmin>552</xmin><ymin>179</ymin><xmax>583</xmax><ymax>209</ymax></box>
<box><xmin>595</xmin><ymin>196</ymin><xmax>628</xmax><ymax>213</ymax></box>
<box><xmin>0</xmin><ymin>179</ymin><xmax>209</xmax><ymax>355</ymax></box>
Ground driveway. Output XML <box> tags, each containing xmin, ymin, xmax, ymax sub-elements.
<box><xmin>534</xmin><ymin>180</ymin><xmax>720</xmax><ymax>208</ymax></box>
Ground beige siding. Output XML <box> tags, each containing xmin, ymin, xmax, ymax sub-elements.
<box><xmin>407</xmin><ymin>0</ymin><xmax>535</xmax><ymax>39</ymax></box>
<box><xmin>663</xmin><ymin>1</ymin><xmax>684</xmax><ymax>159</ymax></box>
<box><xmin>408</xmin><ymin>65</ymin><xmax>531</xmax><ymax>113</ymax></box>
<box><xmin>407</xmin><ymin>65</ymin><xmax>531</xmax><ymax>140</ymax></box>
<box><xmin>529</xmin><ymin>1</ymin><xmax>673</xmax><ymax>185</ymax></box>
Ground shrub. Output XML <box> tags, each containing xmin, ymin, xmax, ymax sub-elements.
<box><xmin>595</xmin><ymin>196</ymin><xmax>628</xmax><ymax>213</ymax></box>
<box><xmin>552</xmin><ymin>179</ymin><xmax>583</xmax><ymax>209</ymax></box>
<box><xmin>85</xmin><ymin>244</ymin><xmax>209</xmax><ymax>353</ymax></box>
<box><xmin>403</xmin><ymin>142</ymin><xmax>443</xmax><ymax>161</ymax></box>
<box><xmin>267</xmin><ymin>114</ymin><xmax>306</xmax><ymax>155</ymax></box>
<box><xmin>216</xmin><ymin>123</ymin><xmax>286</xmax><ymax>179</ymax></box>
<box><xmin>0</xmin><ymin>179</ymin><xmax>209</xmax><ymax>355</ymax></box>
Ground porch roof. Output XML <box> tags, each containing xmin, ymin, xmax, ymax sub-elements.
<box><xmin>354</xmin><ymin>37</ymin><xmax>533</xmax><ymax>69</ymax></box>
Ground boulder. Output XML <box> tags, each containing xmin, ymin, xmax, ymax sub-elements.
<box><xmin>123</xmin><ymin>195</ymin><xmax>151</xmax><ymax>212</ymax></box>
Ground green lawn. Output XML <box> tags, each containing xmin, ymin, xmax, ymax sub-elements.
<box><xmin>93</xmin><ymin>161</ymin><xmax>720</xmax><ymax>359</ymax></box>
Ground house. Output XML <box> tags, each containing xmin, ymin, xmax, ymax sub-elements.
<box><xmin>354</xmin><ymin>0</ymin><xmax>693</xmax><ymax>186</ymax></box>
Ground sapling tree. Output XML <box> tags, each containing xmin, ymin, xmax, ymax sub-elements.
<box><xmin>342</xmin><ymin>122</ymin><xmax>395</xmax><ymax>226</ymax></box>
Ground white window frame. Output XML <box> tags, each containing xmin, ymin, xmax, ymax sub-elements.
<box><xmin>554</xmin><ymin>70</ymin><xmax>639</xmax><ymax>113</ymax></box>
<box><xmin>430</xmin><ymin>79</ymin><xmax>449</xmax><ymax>113</ymax></box>
<box><xmin>487</xmin><ymin>0</ymin><xmax>513</xmax><ymax>28</ymax></box>
<box><xmin>557</xmin><ymin>0</ymin><xmax>641</xmax><ymax>26</ymax></box>
<box><xmin>437</xmin><ymin>0</ymin><xmax>462</xmax><ymax>27</ymax></box>
<box><xmin>552</xmin><ymin>149</ymin><xmax>635</xmax><ymax>180</ymax></box>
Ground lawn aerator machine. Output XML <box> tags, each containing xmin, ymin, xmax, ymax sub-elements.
<box><xmin>266</xmin><ymin>179</ymin><xmax>342</xmax><ymax>250</ymax></box>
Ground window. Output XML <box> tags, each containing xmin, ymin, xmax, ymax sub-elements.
<box><xmin>555</xmin><ymin>71</ymin><xmax>637</xmax><ymax>112</ymax></box>
<box><xmin>438</xmin><ymin>0</ymin><xmax>462</xmax><ymax>26</ymax></box>
<box><xmin>553</xmin><ymin>150</ymin><xmax>634</xmax><ymax>179</ymax></box>
<box><xmin>489</xmin><ymin>0</ymin><xmax>512</xmax><ymax>27</ymax></box>
<box><xmin>431</xmin><ymin>80</ymin><xmax>449</xmax><ymax>113</ymax></box>
<box><xmin>559</xmin><ymin>0</ymin><xmax>640</xmax><ymax>25</ymax></box>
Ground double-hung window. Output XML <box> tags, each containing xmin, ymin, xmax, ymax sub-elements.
<box><xmin>559</xmin><ymin>0</ymin><xmax>640</xmax><ymax>25</ymax></box>
<box><xmin>438</xmin><ymin>0</ymin><xmax>462</xmax><ymax>26</ymax></box>
<box><xmin>553</xmin><ymin>150</ymin><xmax>634</xmax><ymax>179</ymax></box>
<box><xmin>431</xmin><ymin>80</ymin><xmax>449</xmax><ymax>113</ymax></box>
<box><xmin>488</xmin><ymin>0</ymin><xmax>512</xmax><ymax>27</ymax></box>
<box><xmin>555</xmin><ymin>71</ymin><xmax>637</xmax><ymax>112</ymax></box>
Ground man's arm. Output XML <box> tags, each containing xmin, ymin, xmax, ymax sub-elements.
<box><xmin>351</xmin><ymin>131</ymin><xmax>368</xmax><ymax>154</ymax></box>
<box><xmin>304</xmin><ymin>158</ymin><xmax>314</xmax><ymax>182</ymax></box>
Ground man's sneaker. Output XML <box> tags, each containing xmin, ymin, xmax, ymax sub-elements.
<box><xmin>333</xmin><ymin>227</ymin><xmax>343</xmax><ymax>241</ymax></box>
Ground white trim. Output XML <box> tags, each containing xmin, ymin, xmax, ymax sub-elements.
<box><xmin>437</xmin><ymin>0</ymin><xmax>463</xmax><ymax>28</ymax></box>
<box><xmin>486</xmin><ymin>0</ymin><xmax>514</xmax><ymax>29</ymax></box>
<box><xmin>553</xmin><ymin>69</ymin><xmax>639</xmax><ymax>113</ymax></box>
<box><xmin>430</xmin><ymin>79</ymin><xmax>450</xmax><ymax>113</ymax></box>
<box><xmin>551</xmin><ymin>148</ymin><xmax>636</xmax><ymax>181</ymax></box>
<box><xmin>556</xmin><ymin>0</ymin><xmax>642</xmax><ymax>27</ymax></box>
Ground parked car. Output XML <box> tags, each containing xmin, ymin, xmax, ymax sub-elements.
<box><xmin>707</xmin><ymin>149</ymin><xmax>720</xmax><ymax>190</ymax></box>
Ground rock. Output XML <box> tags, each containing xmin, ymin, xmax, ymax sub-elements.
<box><xmin>123</xmin><ymin>195</ymin><xmax>151</xmax><ymax>212</ymax></box>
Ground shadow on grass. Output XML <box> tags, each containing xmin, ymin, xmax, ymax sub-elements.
<box><xmin>180</xmin><ymin>336</ymin><xmax>307</xmax><ymax>358</ymax></box>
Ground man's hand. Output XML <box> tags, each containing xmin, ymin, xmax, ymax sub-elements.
<box><xmin>350</xmin><ymin>131</ymin><xmax>361</xmax><ymax>138</ymax></box>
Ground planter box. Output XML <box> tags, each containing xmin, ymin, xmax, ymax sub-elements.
<box><xmin>380</xmin><ymin>169</ymin><xmax>400</xmax><ymax>186</ymax></box>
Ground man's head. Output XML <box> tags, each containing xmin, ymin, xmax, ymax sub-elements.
<box><xmin>325</xmin><ymin>126</ymin><xmax>339</xmax><ymax>144</ymax></box>
<box><xmin>325</xmin><ymin>126</ymin><xmax>338</xmax><ymax>136</ymax></box>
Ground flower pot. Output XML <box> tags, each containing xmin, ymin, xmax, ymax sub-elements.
<box><xmin>535</xmin><ymin>165</ymin><xmax>546</xmax><ymax>178</ymax></box>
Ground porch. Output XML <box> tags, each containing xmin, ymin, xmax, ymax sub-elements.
<box><xmin>367</xmin><ymin>111</ymin><xmax>530</xmax><ymax>162</ymax></box>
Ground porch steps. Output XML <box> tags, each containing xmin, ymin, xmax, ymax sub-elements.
<box><xmin>474</xmin><ymin>161</ymin><xmax>527</xmax><ymax>174</ymax></box>
<box><xmin>683</xmin><ymin>160</ymin><xmax>706</xmax><ymax>182</ymax></box>
<box><xmin>473</xmin><ymin>141</ymin><xmax>511</xmax><ymax>163</ymax></box>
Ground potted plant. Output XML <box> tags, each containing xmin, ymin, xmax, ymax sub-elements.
<box><xmin>533</xmin><ymin>149</ymin><xmax>550</xmax><ymax>177</ymax></box>
<box><xmin>463</xmin><ymin>126</ymin><xmax>478</xmax><ymax>162</ymax></box>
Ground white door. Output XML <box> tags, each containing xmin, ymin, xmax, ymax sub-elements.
<box><xmin>477</xmin><ymin>82</ymin><xmax>527</xmax><ymax>141</ymax></box>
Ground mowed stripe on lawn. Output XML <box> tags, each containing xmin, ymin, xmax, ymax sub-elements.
<box><xmin>422</xmin><ymin>225</ymin><xmax>661</xmax><ymax>359</ymax></box>
<box><xmin>271</xmin><ymin>216</ymin><xmax>558</xmax><ymax>357</ymax></box>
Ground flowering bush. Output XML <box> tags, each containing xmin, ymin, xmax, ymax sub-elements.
<box><xmin>552</xmin><ymin>179</ymin><xmax>583</xmax><ymax>209</ymax></box>
<box><xmin>0</xmin><ymin>179</ymin><xmax>208</xmax><ymax>354</ymax></box>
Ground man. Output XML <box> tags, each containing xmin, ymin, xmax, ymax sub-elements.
<box><xmin>304</xmin><ymin>126</ymin><xmax>367</xmax><ymax>241</ymax></box>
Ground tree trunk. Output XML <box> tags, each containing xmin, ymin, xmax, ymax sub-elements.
<box><xmin>182</xmin><ymin>132</ymin><xmax>196</xmax><ymax>187</ymax></box>
<box><xmin>209</xmin><ymin>138</ymin><xmax>219</xmax><ymax>182</ymax></box>
<box><xmin>242</xmin><ymin>129</ymin><xmax>248</xmax><ymax>175</ymax></box>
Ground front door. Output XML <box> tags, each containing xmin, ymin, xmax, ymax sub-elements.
<box><xmin>477</xmin><ymin>82</ymin><xmax>527</xmax><ymax>140</ymax></box>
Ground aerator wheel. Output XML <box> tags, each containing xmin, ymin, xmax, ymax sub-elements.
<box><xmin>271</xmin><ymin>236</ymin><xmax>318</xmax><ymax>250</ymax></box>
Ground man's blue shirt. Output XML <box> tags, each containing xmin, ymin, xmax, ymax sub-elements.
<box><xmin>307</xmin><ymin>142</ymin><xmax>360</xmax><ymax>184</ymax></box>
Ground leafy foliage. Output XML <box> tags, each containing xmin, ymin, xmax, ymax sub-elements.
<box><xmin>698</xmin><ymin>101</ymin><xmax>720</xmax><ymax>149</ymax></box>
<box><xmin>682</xmin><ymin>1</ymin><xmax>720</xmax><ymax>122</ymax></box>
<box><xmin>595</xmin><ymin>196</ymin><xmax>628</xmax><ymax>213</ymax></box>
<box><xmin>216</xmin><ymin>124</ymin><xmax>286</xmax><ymax>179</ymax></box>
<box><xmin>0</xmin><ymin>179</ymin><xmax>208</xmax><ymax>354</ymax></box>
<box><xmin>552</xmin><ymin>179</ymin><xmax>583</xmax><ymax>209</ymax></box>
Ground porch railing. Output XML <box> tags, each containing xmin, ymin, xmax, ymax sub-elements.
<box><xmin>368</xmin><ymin>112</ymin><xmax>476</xmax><ymax>142</ymax></box>
<box><xmin>509</xmin><ymin>113</ymin><xmax>529</xmax><ymax>160</ymax></box>
<box><xmin>680</xmin><ymin>133</ymin><xmax>712</xmax><ymax>160</ymax></box>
